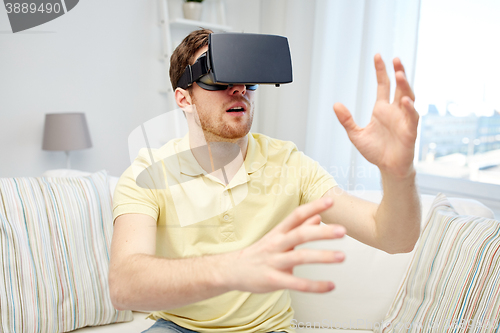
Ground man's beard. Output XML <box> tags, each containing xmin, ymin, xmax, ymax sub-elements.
<box><xmin>192</xmin><ymin>96</ymin><xmax>254</xmax><ymax>140</ymax></box>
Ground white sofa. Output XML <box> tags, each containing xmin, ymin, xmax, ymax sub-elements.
<box><xmin>67</xmin><ymin>178</ymin><xmax>494</xmax><ymax>333</ymax></box>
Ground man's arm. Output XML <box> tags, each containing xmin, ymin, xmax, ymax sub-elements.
<box><xmin>320</xmin><ymin>171</ymin><xmax>420</xmax><ymax>254</ymax></box>
<box><xmin>319</xmin><ymin>54</ymin><xmax>421</xmax><ymax>254</ymax></box>
<box><xmin>108</xmin><ymin>197</ymin><xmax>346</xmax><ymax>312</ymax></box>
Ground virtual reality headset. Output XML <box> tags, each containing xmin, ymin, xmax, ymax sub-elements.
<box><xmin>176</xmin><ymin>33</ymin><xmax>293</xmax><ymax>91</ymax></box>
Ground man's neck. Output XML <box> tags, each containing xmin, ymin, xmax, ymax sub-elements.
<box><xmin>189</xmin><ymin>131</ymin><xmax>249</xmax><ymax>185</ymax></box>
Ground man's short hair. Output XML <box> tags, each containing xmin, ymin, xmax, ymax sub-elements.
<box><xmin>169</xmin><ymin>28</ymin><xmax>214</xmax><ymax>91</ymax></box>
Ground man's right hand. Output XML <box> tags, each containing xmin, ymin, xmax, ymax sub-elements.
<box><xmin>110</xmin><ymin>197</ymin><xmax>345</xmax><ymax>311</ymax></box>
<box><xmin>224</xmin><ymin>197</ymin><xmax>346</xmax><ymax>294</ymax></box>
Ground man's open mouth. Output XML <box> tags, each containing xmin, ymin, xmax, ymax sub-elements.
<box><xmin>226</xmin><ymin>101</ymin><xmax>248</xmax><ymax>113</ymax></box>
<box><xmin>227</xmin><ymin>106</ymin><xmax>245</xmax><ymax>112</ymax></box>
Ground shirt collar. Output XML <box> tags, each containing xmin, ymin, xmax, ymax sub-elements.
<box><xmin>244</xmin><ymin>133</ymin><xmax>267</xmax><ymax>174</ymax></box>
<box><xmin>176</xmin><ymin>133</ymin><xmax>207</xmax><ymax>177</ymax></box>
<box><xmin>176</xmin><ymin>132</ymin><xmax>267</xmax><ymax>177</ymax></box>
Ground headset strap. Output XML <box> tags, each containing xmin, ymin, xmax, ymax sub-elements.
<box><xmin>176</xmin><ymin>53</ymin><xmax>210</xmax><ymax>89</ymax></box>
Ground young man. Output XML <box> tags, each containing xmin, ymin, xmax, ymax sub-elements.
<box><xmin>109</xmin><ymin>29</ymin><xmax>421</xmax><ymax>333</ymax></box>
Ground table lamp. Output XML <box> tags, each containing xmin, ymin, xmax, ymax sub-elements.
<box><xmin>42</xmin><ymin>113</ymin><xmax>92</xmax><ymax>169</ymax></box>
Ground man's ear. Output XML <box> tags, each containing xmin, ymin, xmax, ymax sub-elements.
<box><xmin>175</xmin><ymin>88</ymin><xmax>193</xmax><ymax>111</ymax></box>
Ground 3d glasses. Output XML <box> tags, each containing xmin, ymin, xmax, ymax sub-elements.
<box><xmin>176</xmin><ymin>33</ymin><xmax>293</xmax><ymax>91</ymax></box>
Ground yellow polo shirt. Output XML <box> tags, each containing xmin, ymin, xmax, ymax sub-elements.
<box><xmin>113</xmin><ymin>132</ymin><xmax>337</xmax><ymax>333</ymax></box>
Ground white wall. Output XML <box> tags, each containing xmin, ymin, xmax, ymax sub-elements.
<box><xmin>0</xmin><ymin>0</ymin><xmax>262</xmax><ymax>177</ymax></box>
<box><xmin>257</xmin><ymin>0</ymin><xmax>317</xmax><ymax>151</ymax></box>
<box><xmin>0</xmin><ymin>1</ymin><xmax>163</xmax><ymax>177</ymax></box>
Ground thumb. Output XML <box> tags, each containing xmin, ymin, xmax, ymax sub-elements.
<box><xmin>333</xmin><ymin>103</ymin><xmax>360</xmax><ymax>136</ymax></box>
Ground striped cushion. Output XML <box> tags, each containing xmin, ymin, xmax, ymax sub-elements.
<box><xmin>0</xmin><ymin>170</ymin><xmax>133</xmax><ymax>333</ymax></box>
<box><xmin>378</xmin><ymin>193</ymin><xmax>500</xmax><ymax>332</ymax></box>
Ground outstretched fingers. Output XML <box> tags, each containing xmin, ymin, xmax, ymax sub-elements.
<box><xmin>269</xmin><ymin>271</ymin><xmax>336</xmax><ymax>293</ymax></box>
<box><xmin>393</xmin><ymin>57</ymin><xmax>406</xmax><ymax>75</ymax></box>
<box><xmin>274</xmin><ymin>248</ymin><xmax>345</xmax><ymax>270</ymax></box>
<box><xmin>278</xmin><ymin>223</ymin><xmax>345</xmax><ymax>252</ymax></box>
<box><xmin>375</xmin><ymin>53</ymin><xmax>391</xmax><ymax>103</ymax></box>
<box><xmin>393</xmin><ymin>70</ymin><xmax>415</xmax><ymax>107</ymax></box>
<box><xmin>274</xmin><ymin>197</ymin><xmax>333</xmax><ymax>234</ymax></box>
<box><xmin>333</xmin><ymin>103</ymin><xmax>361</xmax><ymax>138</ymax></box>
<box><xmin>303</xmin><ymin>214</ymin><xmax>322</xmax><ymax>227</ymax></box>
<box><xmin>393</xmin><ymin>57</ymin><xmax>415</xmax><ymax>107</ymax></box>
<box><xmin>401</xmin><ymin>96</ymin><xmax>419</xmax><ymax>128</ymax></box>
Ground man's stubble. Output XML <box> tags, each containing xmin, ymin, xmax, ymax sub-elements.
<box><xmin>191</xmin><ymin>94</ymin><xmax>254</xmax><ymax>141</ymax></box>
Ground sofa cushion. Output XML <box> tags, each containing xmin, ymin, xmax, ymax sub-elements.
<box><xmin>377</xmin><ymin>193</ymin><xmax>500</xmax><ymax>332</ymax></box>
<box><xmin>42</xmin><ymin>169</ymin><xmax>120</xmax><ymax>200</ymax></box>
<box><xmin>0</xmin><ymin>171</ymin><xmax>133</xmax><ymax>333</ymax></box>
<box><xmin>290</xmin><ymin>191</ymin><xmax>495</xmax><ymax>330</ymax></box>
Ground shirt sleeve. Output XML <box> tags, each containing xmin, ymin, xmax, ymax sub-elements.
<box><xmin>112</xmin><ymin>150</ymin><xmax>165</xmax><ymax>223</ymax></box>
<box><xmin>297</xmin><ymin>151</ymin><xmax>338</xmax><ymax>205</ymax></box>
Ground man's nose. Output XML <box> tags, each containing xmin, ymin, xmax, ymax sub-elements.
<box><xmin>227</xmin><ymin>84</ymin><xmax>246</xmax><ymax>95</ymax></box>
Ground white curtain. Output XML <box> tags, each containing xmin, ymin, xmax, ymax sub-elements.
<box><xmin>256</xmin><ymin>0</ymin><xmax>318</xmax><ymax>151</ymax></box>
<box><xmin>257</xmin><ymin>0</ymin><xmax>421</xmax><ymax>191</ymax></box>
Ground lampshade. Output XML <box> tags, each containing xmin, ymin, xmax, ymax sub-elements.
<box><xmin>42</xmin><ymin>113</ymin><xmax>92</xmax><ymax>151</ymax></box>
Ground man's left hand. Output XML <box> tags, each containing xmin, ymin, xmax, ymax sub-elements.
<box><xmin>333</xmin><ymin>54</ymin><xmax>419</xmax><ymax>178</ymax></box>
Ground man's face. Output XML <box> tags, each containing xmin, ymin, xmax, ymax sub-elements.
<box><xmin>188</xmin><ymin>46</ymin><xmax>255</xmax><ymax>140</ymax></box>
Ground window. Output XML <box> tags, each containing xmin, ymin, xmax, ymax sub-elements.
<box><xmin>414</xmin><ymin>0</ymin><xmax>500</xmax><ymax>186</ymax></box>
